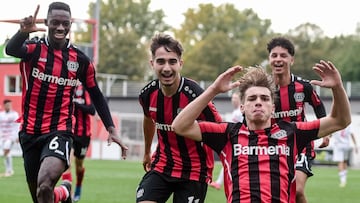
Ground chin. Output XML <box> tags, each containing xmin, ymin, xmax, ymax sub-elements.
<box><xmin>162</xmin><ymin>82</ymin><xmax>174</xmax><ymax>87</ymax></box>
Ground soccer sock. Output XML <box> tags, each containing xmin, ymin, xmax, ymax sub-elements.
<box><xmin>339</xmin><ymin>170</ymin><xmax>347</xmax><ymax>183</ymax></box>
<box><xmin>5</xmin><ymin>154</ymin><xmax>12</xmax><ymax>173</ymax></box>
<box><xmin>216</xmin><ymin>167</ymin><xmax>224</xmax><ymax>185</ymax></box>
<box><xmin>76</xmin><ymin>168</ymin><xmax>85</xmax><ymax>186</ymax></box>
<box><xmin>62</xmin><ymin>171</ymin><xmax>73</xmax><ymax>182</ymax></box>
<box><xmin>54</xmin><ymin>185</ymin><xmax>70</xmax><ymax>203</ymax></box>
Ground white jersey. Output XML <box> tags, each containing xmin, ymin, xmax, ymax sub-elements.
<box><xmin>0</xmin><ymin>110</ymin><xmax>19</xmax><ymax>141</ymax></box>
<box><xmin>332</xmin><ymin>125</ymin><xmax>353</xmax><ymax>149</ymax></box>
<box><xmin>230</xmin><ymin>108</ymin><xmax>243</xmax><ymax>123</ymax></box>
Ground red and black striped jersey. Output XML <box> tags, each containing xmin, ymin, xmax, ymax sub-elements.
<box><xmin>19</xmin><ymin>38</ymin><xmax>99</xmax><ymax>135</ymax></box>
<box><xmin>73</xmin><ymin>84</ymin><xmax>95</xmax><ymax>137</ymax></box>
<box><xmin>272</xmin><ymin>74</ymin><xmax>326</xmax><ymax>158</ymax></box>
<box><xmin>139</xmin><ymin>77</ymin><xmax>222</xmax><ymax>183</ymax></box>
<box><xmin>199</xmin><ymin>120</ymin><xmax>320</xmax><ymax>203</ymax></box>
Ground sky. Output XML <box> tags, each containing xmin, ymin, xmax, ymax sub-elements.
<box><xmin>0</xmin><ymin>0</ymin><xmax>359</xmax><ymax>43</ymax></box>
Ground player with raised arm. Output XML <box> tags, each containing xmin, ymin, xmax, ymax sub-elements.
<box><xmin>267</xmin><ymin>37</ymin><xmax>330</xmax><ymax>203</ymax></box>
<box><xmin>5</xmin><ymin>2</ymin><xmax>127</xmax><ymax>202</ymax></box>
<box><xmin>172</xmin><ymin>61</ymin><xmax>350</xmax><ymax>203</ymax></box>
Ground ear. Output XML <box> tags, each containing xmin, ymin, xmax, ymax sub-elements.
<box><xmin>179</xmin><ymin>59</ymin><xmax>184</xmax><ymax>66</ymax></box>
<box><xmin>240</xmin><ymin>104</ymin><xmax>245</xmax><ymax>114</ymax></box>
<box><xmin>149</xmin><ymin>60</ymin><xmax>154</xmax><ymax>70</ymax></box>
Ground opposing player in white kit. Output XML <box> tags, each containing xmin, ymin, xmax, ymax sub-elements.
<box><xmin>331</xmin><ymin>125</ymin><xmax>358</xmax><ymax>187</ymax></box>
<box><xmin>0</xmin><ymin>99</ymin><xmax>19</xmax><ymax>177</ymax></box>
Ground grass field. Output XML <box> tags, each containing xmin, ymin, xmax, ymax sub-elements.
<box><xmin>0</xmin><ymin>157</ymin><xmax>359</xmax><ymax>202</ymax></box>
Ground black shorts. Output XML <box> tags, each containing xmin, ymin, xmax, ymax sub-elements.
<box><xmin>72</xmin><ymin>135</ymin><xmax>91</xmax><ymax>159</ymax></box>
<box><xmin>19</xmin><ymin>131</ymin><xmax>73</xmax><ymax>182</ymax></box>
<box><xmin>136</xmin><ymin>171</ymin><xmax>208</xmax><ymax>203</ymax></box>
<box><xmin>295</xmin><ymin>153</ymin><xmax>314</xmax><ymax>177</ymax></box>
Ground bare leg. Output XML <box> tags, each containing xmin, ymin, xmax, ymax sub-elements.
<box><xmin>295</xmin><ymin>170</ymin><xmax>308</xmax><ymax>203</ymax></box>
<box><xmin>37</xmin><ymin>156</ymin><xmax>66</xmax><ymax>203</ymax></box>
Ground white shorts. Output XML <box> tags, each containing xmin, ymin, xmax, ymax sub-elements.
<box><xmin>1</xmin><ymin>139</ymin><xmax>14</xmax><ymax>150</ymax></box>
<box><xmin>332</xmin><ymin>147</ymin><xmax>351</xmax><ymax>162</ymax></box>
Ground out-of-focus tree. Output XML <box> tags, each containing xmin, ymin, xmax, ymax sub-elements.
<box><xmin>331</xmin><ymin>35</ymin><xmax>360</xmax><ymax>81</ymax></box>
<box><xmin>174</xmin><ymin>3</ymin><xmax>273</xmax><ymax>81</ymax></box>
<box><xmin>284</xmin><ymin>23</ymin><xmax>330</xmax><ymax>79</ymax></box>
<box><xmin>74</xmin><ymin>0</ymin><xmax>170</xmax><ymax>80</ymax></box>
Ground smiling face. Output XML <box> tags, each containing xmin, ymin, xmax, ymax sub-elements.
<box><xmin>45</xmin><ymin>9</ymin><xmax>71</xmax><ymax>49</ymax></box>
<box><xmin>241</xmin><ymin>86</ymin><xmax>274</xmax><ymax>127</ymax></box>
<box><xmin>268</xmin><ymin>46</ymin><xmax>294</xmax><ymax>77</ymax></box>
<box><xmin>150</xmin><ymin>46</ymin><xmax>183</xmax><ymax>94</ymax></box>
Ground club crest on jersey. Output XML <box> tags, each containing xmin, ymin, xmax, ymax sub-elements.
<box><xmin>67</xmin><ymin>61</ymin><xmax>79</xmax><ymax>72</ymax></box>
<box><xmin>293</xmin><ymin>92</ymin><xmax>305</xmax><ymax>102</ymax></box>
<box><xmin>270</xmin><ymin>129</ymin><xmax>287</xmax><ymax>139</ymax></box>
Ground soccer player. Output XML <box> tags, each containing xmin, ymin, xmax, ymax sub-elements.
<box><xmin>267</xmin><ymin>37</ymin><xmax>330</xmax><ymax>203</ymax></box>
<box><xmin>136</xmin><ymin>33</ymin><xmax>222</xmax><ymax>203</ymax></box>
<box><xmin>5</xmin><ymin>2</ymin><xmax>127</xmax><ymax>203</ymax></box>
<box><xmin>172</xmin><ymin>62</ymin><xmax>351</xmax><ymax>203</ymax></box>
<box><xmin>0</xmin><ymin>99</ymin><xmax>19</xmax><ymax>177</ymax></box>
<box><xmin>61</xmin><ymin>82</ymin><xmax>95</xmax><ymax>201</ymax></box>
<box><xmin>331</xmin><ymin>125</ymin><xmax>358</xmax><ymax>187</ymax></box>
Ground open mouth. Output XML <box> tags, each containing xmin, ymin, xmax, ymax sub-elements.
<box><xmin>54</xmin><ymin>33</ymin><xmax>66</xmax><ymax>39</ymax></box>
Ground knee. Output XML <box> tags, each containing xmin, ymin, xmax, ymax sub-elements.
<box><xmin>296</xmin><ymin>187</ymin><xmax>305</xmax><ymax>196</ymax></box>
<box><xmin>37</xmin><ymin>183</ymin><xmax>53</xmax><ymax>197</ymax></box>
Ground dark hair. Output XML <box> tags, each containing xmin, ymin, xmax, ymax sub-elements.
<box><xmin>267</xmin><ymin>37</ymin><xmax>295</xmax><ymax>56</ymax></box>
<box><xmin>3</xmin><ymin>99</ymin><xmax>11</xmax><ymax>104</ymax></box>
<box><xmin>150</xmin><ymin>33</ymin><xmax>184</xmax><ymax>58</ymax></box>
<box><xmin>48</xmin><ymin>2</ymin><xmax>71</xmax><ymax>16</ymax></box>
<box><xmin>238</xmin><ymin>67</ymin><xmax>275</xmax><ymax>102</ymax></box>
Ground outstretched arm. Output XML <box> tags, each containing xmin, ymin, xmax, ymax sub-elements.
<box><xmin>87</xmin><ymin>85</ymin><xmax>128</xmax><ymax>159</ymax></box>
<box><xmin>172</xmin><ymin>66</ymin><xmax>242</xmax><ymax>140</ymax></box>
<box><xmin>311</xmin><ymin>60</ymin><xmax>351</xmax><ymax>138</ymax></box>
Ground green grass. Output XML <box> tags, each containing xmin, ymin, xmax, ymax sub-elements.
<box><xmin>0</xmin><ymin>157</ymin><xmax>359</xmax><ymax>202</ymax></box>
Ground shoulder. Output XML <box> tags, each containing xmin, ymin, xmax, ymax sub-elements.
<box><xmin>24</xmin><ymin>37</ymin><xmax>45</xmax><ymax>54</ymax></box>
<box><xmin>139</xmin><ymin>79</ymin><xmax>159</xmax><ymax>97</ymax></box>
<box><xmin>292</xmin><ymin>74</ymin><xmax>315</xmax><ymax>91</ymax></box>
<box><xmin>70</xmin><ymin>44</ymin><xmax>92</xmax><ymax>64</ymax></box>
<box><xmin>293</xmin><ymin>74</ymin><xmax>312</xmax><ymax>85</ymax></box>
<box><xmin>181</xmin><ymin>77</ymin><xmax>204</xmax><ymax>95</ymax></box>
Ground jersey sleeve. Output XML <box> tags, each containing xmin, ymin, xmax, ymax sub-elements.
<box><xmin>200</xmin><ymin>121</ymin><xmax>230</xmax><ymax>153</ymax></box>
<box><xmin>295</xmin><ymin>119</ymin><xmax>320</xmax><ymax>152</ymax></box>
<box><xmin>304</xmin><ymin>82</ymin><xmax>326</xmax><ymax>118</ymax></box>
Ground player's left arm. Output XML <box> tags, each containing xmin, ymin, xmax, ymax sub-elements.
<box><xmin>311</xmin><ymin>61</ymin><xmax>351</xmax><ymax>138</ymax></box>
<box><xmin>307</xmin><ymin>82</ymin><xmax>329</xmax><ymax>147</ymax></box>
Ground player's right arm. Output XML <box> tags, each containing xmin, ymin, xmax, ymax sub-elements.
<box><xmin>142</xmin><ymin>115</ymin><xmax>155</xmax><ymax>172</ymax></box>
<box><xmin>173</xmin><ymin>66</ymin><xmax>242</xmax><ymax>141</ymax></box>
<box><xmin>6</xmin><ymin>5</ymin><xmax>46</xmax><ymax>58</ymax></box>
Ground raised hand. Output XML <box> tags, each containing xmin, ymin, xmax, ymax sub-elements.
<box><xmin>19</xmin><ymin>5</ymin><xmax>46</xmax><ymax>33</ymax></box>
<box><xmin>310</xmin><ymin>60</ymin><xmax>342</xmax><ymax>88</ymax></box>
<box><xmin>210</xmin><ymin>65</ymin><xmax>243</xmax><ymax>94</ymax></box>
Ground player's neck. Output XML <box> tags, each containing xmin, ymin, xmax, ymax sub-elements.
<box><xmin>161</xmin><ymin>78</ymin><xmax>181</xmax><ymax>97</ymax></box>
<box><xmin>274</xmin><ymin>73</ymin><xmax>291</xmax><ymax>87</ymax></box>
<box><xmin>245</xmin><ymin>119</ymin><xmax>271</xmax><ymax>131</ymax></box>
